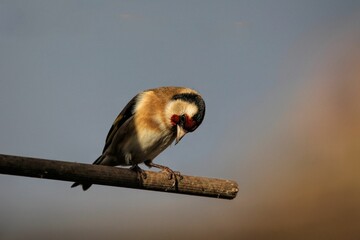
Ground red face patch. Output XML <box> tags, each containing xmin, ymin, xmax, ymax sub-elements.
<box><xmin>171</xmin><ymin>114</ymin><xmax>180</xmax><ymax>126</ymax></box>
<box><xmin>184</xmin><ymin>115</ymin><xmax>197</xmax><ymax>132</ymax></box>
<box><xmin>171</xmin><ymin>114</ymin><xmax>197</xmax><ymax>132</ymax></box>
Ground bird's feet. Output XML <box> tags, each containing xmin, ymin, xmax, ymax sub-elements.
<box><xmin>130</xmin><ymin>164</ymin><xmax>147</xmax><ymax>181</ymax></box>
<box><xmin>144</xmin><ymin>160</ymin><xmax>183</xmax><ymax>189</ymax></box>
<box><xmin>161</xmin><ymin>166</ymin><xmax>183</xmax><ymax>181</ymax></box>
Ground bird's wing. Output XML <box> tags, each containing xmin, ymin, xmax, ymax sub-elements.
<box><xmin>102</xmin><ymin>94</ymin><xmax>139</xmax><ymax>153</ymax></box>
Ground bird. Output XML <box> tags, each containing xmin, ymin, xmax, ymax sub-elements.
<box><xmin>71</xmin><ymin>86</ymin><xmax>206</xmax><ymax>190</ymax></box>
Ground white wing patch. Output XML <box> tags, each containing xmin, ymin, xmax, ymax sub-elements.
<box><xmin>124</xmin><ymin>152</ymin><xmax>132</xmax><ymax>165</ymax></box>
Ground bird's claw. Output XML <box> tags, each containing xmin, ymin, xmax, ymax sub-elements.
<box><xmin>164</xmin><ymin>170</ymin><xmax>183</xmax><ymax>181</ymax></box>
<box><xmin>143</xmin><ymin>160</ymin><xmax>183</xmax><ymax>190</ymax></box>
<box><xmin>160</xmin><ymin>167</ymin><xmax>183</xmax><ymax>190</ymax></box>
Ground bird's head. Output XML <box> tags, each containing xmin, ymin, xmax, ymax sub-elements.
<box><xmin>166</xmin><ymin>91</ymin><xmax>206</xmax><ymax>144</ymax></box>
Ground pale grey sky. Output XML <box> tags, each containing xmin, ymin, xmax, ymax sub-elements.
<box><xmin>1</xmin><ymin>1</ymin><xmax>360</xmax><ymax>239</ymax></box>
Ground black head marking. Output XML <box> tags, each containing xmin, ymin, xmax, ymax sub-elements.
<box><xmin>172</xmin><ymin>93</ymin><xmax>206</xmax><ymax>128</ymax></box>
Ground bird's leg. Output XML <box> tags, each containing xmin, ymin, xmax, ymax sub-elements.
<box><xmin>145</xmin><ymin>161</ymin><xmax>182</xmax><ymax>189</ymax></box>
<box><xmin>130</xmin><ymin>164</ymin><xmax>147</xmax><ymax>181</ymax></box>
<box><xmin>144</xmin><ymin>160</ymin><xmax>183</xmax><ymax>189</ymax></box>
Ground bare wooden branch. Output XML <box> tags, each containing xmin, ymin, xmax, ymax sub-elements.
<box><xmin>0</xmin><ymin>154</ymin><xmax>238</xmax><ymax>199</ymax></box>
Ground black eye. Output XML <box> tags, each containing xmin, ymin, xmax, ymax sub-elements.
<box><xmin>180</xmin><ymin>114</ymin><xmax>186</xmax><ymax>123</ymax></box>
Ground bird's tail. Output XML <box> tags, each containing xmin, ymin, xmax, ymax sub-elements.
<box><xmin>71</xmin><ymin>155</ymin><xmax>104</xmax><ymax>191</ymax></box>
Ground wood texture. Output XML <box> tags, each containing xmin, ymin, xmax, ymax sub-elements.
<box><xmin>0</xmin><ymin>154</ymin><xmax>238</xmax><ymax>199</ymax></box>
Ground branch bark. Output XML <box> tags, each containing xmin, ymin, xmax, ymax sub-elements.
<box><xmin>0</xmin><ymin>154</ymin><xmax>238</xmax><ymax>200</ymax></box>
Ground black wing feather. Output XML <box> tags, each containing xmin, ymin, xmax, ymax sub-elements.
<box><xmin>102</xmin><ymin>94</ymin><xmax>139</xmax><ymax>153</ymax></box>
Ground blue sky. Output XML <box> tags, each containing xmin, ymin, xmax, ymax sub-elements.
<box><xmin>1</xmin><ymin>1</ymin><xmax>360</xmax><ymax>239</ymax></box>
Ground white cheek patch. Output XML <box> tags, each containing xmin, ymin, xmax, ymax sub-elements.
<box><xmin>165</xmin><ymin>101</ymin><xmax>198</xmax><ymax>119</ymax></box>
<box><xmin>185</xmin><ymin>103</ymin><xmax>198</xmax><ymax>118</ymax></box>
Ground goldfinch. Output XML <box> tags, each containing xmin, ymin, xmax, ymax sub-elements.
<box><xmin>72</xmin><ymin>86</ymin><xmax>206</xmax><ymax>190</ymax></box>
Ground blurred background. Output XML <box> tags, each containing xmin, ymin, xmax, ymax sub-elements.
<box><xmin>1</xmin><ymin>1</ymin><xmax>360</xmax><ymax>239</ymax></box>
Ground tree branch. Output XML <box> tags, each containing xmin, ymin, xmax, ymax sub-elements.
<box><xmin>0</xmin><ymin>154</ymin><xmax>238</xmax><ymax>200</ymax></box>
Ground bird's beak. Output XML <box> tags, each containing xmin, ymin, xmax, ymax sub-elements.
<box><xmin>175</xmin><ymin>125</ymin><xmax>187</xmax><ymax>145</ymax></box>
